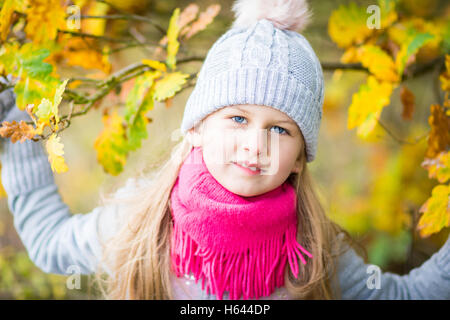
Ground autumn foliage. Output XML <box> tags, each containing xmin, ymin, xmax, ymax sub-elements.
<box><xmin>0</xmin><ymin>0</ymin><xmax>448</xmax><ymax>243</ymax></box>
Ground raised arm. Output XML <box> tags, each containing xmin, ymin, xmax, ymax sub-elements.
<box><xmin>0</xmin><ymin>90</ymin><xmax>124</xmax><ymax>276</ymax></box>
<box><xmin>331</xmin><ymin>232</ymin><xmax>450</xmax><ymax>299</ymax></box>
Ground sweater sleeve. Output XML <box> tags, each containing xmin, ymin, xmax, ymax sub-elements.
<box><xmin>0</xmin><ymin>105</ymin><xmax>126</xmax><ymax>276</ymax></box>
<box><xmin>332</xmin><ymin>232</ymin><xmax>450</xmax><ymax>299</ymax></box>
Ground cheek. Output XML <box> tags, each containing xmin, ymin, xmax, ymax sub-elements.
<box><xmin>201</xmin><ymin>131</ymin><xmax>232</xmax><ymax>165</ymax></box>
<box><xmin>278</xmin><ymin>146</ymin><xmax>300</xmax><ymax>172</ymax></box>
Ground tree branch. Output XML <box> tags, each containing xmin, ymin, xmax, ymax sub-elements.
<box><xmin>77</xmin><ymin>14</ymin><xmax>166</xmax><ymax>35</ymax></box>
<box><xmin>58</xmin><ymin>30</ymin><xmax>133</xmax><ymax>43</ymax></box>
<box><xmin>377</xmin><ymin>118</ymin><xmax>429</xmax><ymax>145</ymax></box>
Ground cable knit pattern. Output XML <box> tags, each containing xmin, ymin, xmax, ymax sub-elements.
<box><xmin>180</xmin><ymin>19</ymin><xmax>324</xmax><ymax>162</ymax></box>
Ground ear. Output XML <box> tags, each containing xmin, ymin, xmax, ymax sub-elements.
<box><xmin>187</xmin><ymin>127</ymin><xmax>202</xmax><ymax>147</ymax></box>
<box><xmin>291</xmin><ymin>164</ymin><xmax>300</xmax><ymax>174</ymax></box>
<box><xmin>291</xmin><ymin>157</ymin><xmax>302</xmax><ymax>174</ymax></box>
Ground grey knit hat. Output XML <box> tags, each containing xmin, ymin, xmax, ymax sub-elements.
<box><xmin>180</xmin><ymin>0</ymin><xmax>324</xmax><ymax>162</ymax></box>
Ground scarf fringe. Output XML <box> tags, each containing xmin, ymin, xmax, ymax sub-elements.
<box><xmin>170</xmin><ymin>222</ymin><xmax>313</xmax><ymax>300</ymax></box>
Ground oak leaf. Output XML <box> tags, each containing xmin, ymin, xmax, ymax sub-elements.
<box><xmin>182</xmin><ymin>4</ymin><xmax>220</xmax><ymax>39</ymax></box>
<box><xmin>0</xmin><ymin>120</ymin><xmax>36</xmax><ymax>143</ymax></box>
<box><xmin>166</xmin><ymin>8</ymin><xmax>181</xmax><ymax>70</ymax></box>
<box><xmin>425</xmin><ymin>104</ymin><xmax>450</xmax><ymax>159</ymax></box>
<box><xmin>153</xmin><ymin>72</ymin><xmax>189</xmax><ymax>102</ymax></box>
<box><xmin>347</xmin><ymin>76</ymin><xmax>394</xmax><ymax>136</ymax></box>
<box><xmin>94</xmin><ymin>111</ymin><xmax>129</xmax><ymax>176</ymax></box>
<box><xmin>25</xmin><ymin>0</ymin><xmax>67</xmax><ymax>44</ymax></box>
<box><xmin>400</xmin><ymin>85</ymin><xmax>415</xmax><ymax>120</ymax></box>
<box><xmin>417</xmin><ymin>184</ymin><xmax>450</xmax><ymax>238</ymax></box>
<box><xmin>45</xmin><ymin>133</ymin><xmax>68</xmax><ymax>173</ymax></box>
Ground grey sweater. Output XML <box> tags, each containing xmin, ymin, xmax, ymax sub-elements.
<box><xmin>0</xmin><ymin>94</ymin><xmax>449</xmax><ymax>299</ymax></box>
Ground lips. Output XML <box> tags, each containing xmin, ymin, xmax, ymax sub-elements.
<box><xmin>232</xmin><ymin>161</ymin><xmax>262</xmax><ymax>175</ymax></box>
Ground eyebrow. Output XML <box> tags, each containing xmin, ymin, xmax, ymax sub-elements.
<box><xmin>229</xmin><ymin>106</ymin><xmax>297</xmax><ymax>126</ymax></box>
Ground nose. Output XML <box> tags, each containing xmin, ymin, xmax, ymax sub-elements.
<box><xmin>241</xmin><ymin>128</ymin><xmax>267</xmax><ymax>161</ymax></box>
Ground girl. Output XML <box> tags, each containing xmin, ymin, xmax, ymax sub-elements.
<box><xmin>0</xmin><ymin>0</ymin><xmax>449</xmax><ymax>300</ymax></box>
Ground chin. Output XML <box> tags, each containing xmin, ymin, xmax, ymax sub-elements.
<box><xmin>228</xmin><ymin>186</ymin><xmax>264</xmax><ymax>198</ymax></box>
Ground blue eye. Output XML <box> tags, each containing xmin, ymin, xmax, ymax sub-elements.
<box><xmin>271</xmin><ymin>126</ymin><xmax>287</xmax><ymax>135</ymax></box>
<box><xmin>229</xmin><ymin>116</ymin><xmax>289</xmax><ymax>135</ymax></box>
<box><xmin>231</xmin><ymin>116</ymin><xmax>246</xmax><ymax>124</ymax></box>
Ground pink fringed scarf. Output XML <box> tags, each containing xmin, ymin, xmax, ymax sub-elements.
<box><xmin>169</xmin><ymin>147</ymin><xmax>313</xmax><ymax>300</ymax></box>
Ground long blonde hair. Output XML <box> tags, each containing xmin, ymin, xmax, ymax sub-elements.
<box><xmin>92</xmin><ymin>134</ymin><xmax>366</xmax><ymax>300</ymax></box>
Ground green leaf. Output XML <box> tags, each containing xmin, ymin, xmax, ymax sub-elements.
<box><xmin>124</xmin><ymin>71</ymin><xmax>159</xmax><ymax>123</ymax></box>
<box><xmin>20</xmin><ymin>46</ymin><xmax>53</xmax><ymax>80</ymax></box>
<box><xmin>35</xmin><ymin>98</ymin><xmax>53</xmax><ymax>121</ymax></box>
<box><xmin>52</xmin><ymin>79</ymin><xmax>69</xmax><ymax>124</ymax></box>
<box><xmin>1</xmin><ymin>42</ymin><xmax>59</xmax><ymax>109</ymax></box>
<box><xmin>126</xmin><ymin>97</ymin><xmax>154</xmax><ymax>151</ymax></box>
<box><xmin>124</xmin><ymin>71</ymin><xmax>159</xmax><ymax>151</ymax></box>
<box><xmin>396</xmin><ymin>30</ymin><xmax>434</xmax><ymax>75</ymax></box>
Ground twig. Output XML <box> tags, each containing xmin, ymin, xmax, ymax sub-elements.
<box><xmin>377</xmin><ymin>118</ymin><xmax>429</xmax><ymax>145</ymax></box>
<box><xmin>322</xmin><ymin>62</ymin><xmax>367</xmax><ymax>72</ymax></box>
<box><xmin>128</xmin><ymin>26</ymin><xmax>153</xmax><ymax>54</ymax></box>
<box><xmin>67</xmin><ymin>100</ymin><xmax>74</xmax><ymax>122</ymax></box>
<box><xmin>432</xmin><ymin>57</ymin><xmax>445</xmax><ymax>106</ymax></box>
<box><xmin>109</xmin><ymin>42</ymin><xmax>159</xmax><ymax>54</ymax></box>
<box><xmin>93</xmin><ymin>0</ymin><xmax>166</xmax><ymax>35</ymax></box>
<box><xmin>177</xmin><ymin>55</ymin><xmax>206</xmax><ymax>64</ymax></box>
<box><xmin>58</xmin><ymin>30</ymin><xmax>130</xmax><ymax>43</ymax></box>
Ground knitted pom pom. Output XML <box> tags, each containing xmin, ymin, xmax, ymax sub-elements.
<box><xmin>231</xmin><ymin>0</ymin><xmax>312</xmax><ymax>32</ymax></box>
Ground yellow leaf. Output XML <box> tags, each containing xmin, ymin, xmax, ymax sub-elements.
<box><xmin>166</xmin><ymin>8</ymin><xmax>180</xmax><ymax>70</ymax></box>
<box><xmin>422</xmin><ymin>151</ymin><xmax>450</xmax><ymax>184</ymax></box>
<box><xmin>82</xmin><ymin>1</ymin><xmax>109</xmax><ymax>36</ymax></box>
<box><xmin>93</xmin><ymin>111</ymin><xmax>129</xmax><ymax>176</ymax></box>
<box><xmin>328</xmin><ymin>3</ymin><xmax>374</xmax><ymax>48</ymax></box>
<box><xmin>347</xmin><ymin>76</ymin><xmax>394</xmax><ymax>130</ymax></box>
<box><xmin>25</xmin><ymin>0</ymin><xmax>67</xmax><ymax>44</ymax></box>
<box><xmin>141</xmin><ymin>59</ymin><xmax>167</xmax><ymax>72</ymax></box>
<box><xmin>356</xmin><ymin>109</ymin><xmax>385</xmax><ymax>142</ymax></box>
<box><xmin>440</xmin><ymin>54</ymin><xmax>450</xmax><ymax>92</ymax></box>
<box><xmin>58</xmin><ymin>35</ymin><xmax>111</xmax><ymax>74</ymax></box>
<box><xmin>340</xmin><ymin>46</ymin><xmax>359</xmax><ymax>64</ymax></box>
<box><xmin>0</xmin><ymin>0</ymin><xmax>15</xmax><ymax>41</ymax></box>
<box><xmin>153</xmin><ymin>72</ymin><xmax>189</xmax><ymax>101</ymax></box>
<box><xmin>356</xmin><ymin>45</ymin><xmax>400</xmax><ymax>82</ymax></box>
<box><xmin>45</xmin><ymin>133</ymin><xmax>69</xmax><ymax>173</ymax></box>
<box><xmin>417</xmin><ymin>184</ymin><xmax>450</xmax><ymax>238</ymax></box>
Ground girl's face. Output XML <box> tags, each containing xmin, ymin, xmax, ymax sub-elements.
<box><xmin>188</xmin><ymin>104</ymin><xmax>305</xmax><ymax>197</ymax></box>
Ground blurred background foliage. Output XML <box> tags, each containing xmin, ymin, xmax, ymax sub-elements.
<box><xmin>0</xmin><ymin>0</ymin><xmax>449</xmax><ymax>299</ymax></box>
